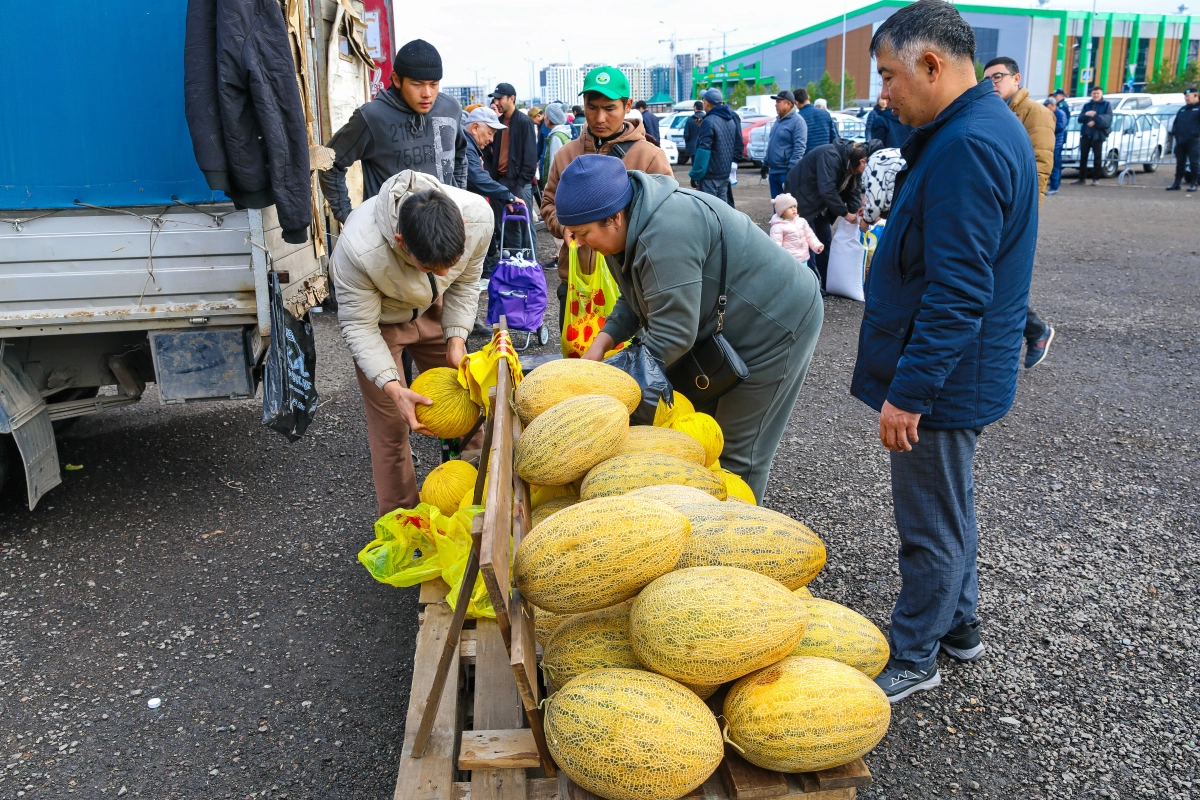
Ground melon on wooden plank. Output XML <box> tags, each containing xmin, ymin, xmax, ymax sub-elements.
<box><xmin>514</xmin><ymin>394</ymin><xmax>629</xmax><ymax>486</ymax></box>
<box><xmin>790</xmin><ymin>598</ymin><xmax>890</xmax><ymax>678</ymax></box>
<box><xmin>581</xmin><ymin>453</ymin><xmax>727</xmax><ymax>500</ymax></box>
<box><xmin>513</xmin><ymin>359</ymin><xmax>641</xmax><ymax>424</ymax></box>
<box><xmin>615</xmin><ymin>426</ymin><xmax>707</xmax><ymax>465</ymax></box>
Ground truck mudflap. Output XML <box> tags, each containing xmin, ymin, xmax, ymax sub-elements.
<box><xmin>0</xmin><ymin>351</ymin><xmax>61</xmax><ymax>509</ymax></box>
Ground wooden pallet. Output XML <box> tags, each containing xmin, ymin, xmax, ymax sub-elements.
<box><xmin>391</xmin><ymin>331</ymin><xmax>876</xmax><ymax>799</ymax></box>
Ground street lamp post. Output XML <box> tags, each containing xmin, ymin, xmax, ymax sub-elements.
<box><xmin>713</xmin><ymin>27</ymin><xmax>737</xmax><ymax>58</ymax></box>
<box><xmin>840</xmin><ymin>0</ymin><xmax>847</xmax><ymax>110</ymax></box>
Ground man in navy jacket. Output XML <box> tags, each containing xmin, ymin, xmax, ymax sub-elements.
<box><xmin>1071</xmin><ymin>87</ymin><xmax>1113</xmax><ymax>186</ymax></box>
<box><xmin>853</xmin><ymin>0</ymin><xmax>1037</xmax><ymax>703</ymax></box>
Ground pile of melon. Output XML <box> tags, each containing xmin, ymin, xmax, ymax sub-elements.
<box><xmin>505</xmin><ymin>359</ymin><xmax>892</xmax><ymax>800</ymax></box>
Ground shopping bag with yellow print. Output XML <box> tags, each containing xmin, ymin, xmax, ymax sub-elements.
<box><xmin>561</xmin><ymin>240</ymin><xmax>629</xmax><ymax>358</ymax></box>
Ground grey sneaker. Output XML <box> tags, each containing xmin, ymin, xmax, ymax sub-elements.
<box><xmin>939</xmin><ymin>620</ymin><xmax>986</xmax><ymax>662</ymax></box>
<box><xmin>874</xmin><ymin>663</ymin><xmax>942</xmax><ymax>703</ymax></box>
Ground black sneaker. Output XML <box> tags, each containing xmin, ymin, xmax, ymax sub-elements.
<box><xmin>1188</xmin><ymin>183</ymin><xmax>1198</xmax><ymax>193</ymax></box>
<box><xmin>939</xmin><ymin>620</ymin><xmax>986</xmax><ymax>662</ymax></box>
<box><xmin>1025</xmin><ymin>325</ymin><xmax>1055</xmax><ymax>369</ymax></box>
<box><xmin>1166</xmin><ymin>182</ymin><xmax>1182</xmax><ymax>191</ymax></box>
<box><xmin>1070</xmin><ymin>178</ymin><xmax>1086</xmax><ymax>185</ymax></box>
<box><xmin>1091</xmin><ymin>179</ymin><xmax>1099</xmax><ymax>186</ymax></box>
<box><xmin>874</xmin><ymin>663</ymin><xmax>942</xmax><ymax>703</ymax></box>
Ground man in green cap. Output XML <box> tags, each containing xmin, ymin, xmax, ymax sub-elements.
<box><xmin>541</xmin><ymin>66</ymin><xmax>672</xmax><ymax>322</ymax></box>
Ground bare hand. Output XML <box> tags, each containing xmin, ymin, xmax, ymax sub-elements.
<box><xmin>879</xmin><ymin>400</ymin><xmax>921</xmax><ymax>452</ymax></box>
<box><xmin>583</xmin><ymin>332</ymin><xmax>616</xmax><ymax>361</ymax></box>
<box><xmin>446</xmin><ymin>336</ymin><xmax>467</xmax><ymax>370</ymax></box>
<box><xmin>814</xmin><ymin>243</ymin><xmax>825</xmax><ymax>253</ymax></box>
<box><xmin>844</xmin><ymin>213</ymin><xmax>858</xmax><ymax>224</ymax></box>
<box><xmin>563</xmin><ymin>227</ymin><xmax>577</xmax><ymax>246</ymax></box>
<box><xmin>384</xmin><ymin>381</ymin><xmax>433</xmax><ymax>435</ymax></box>
<box><xmin>507</xmin><ymin>197</ymin><xmax>525</xmax><ymax>208</ymax></box>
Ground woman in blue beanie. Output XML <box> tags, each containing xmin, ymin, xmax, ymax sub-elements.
<box><xmin>557</xmin><ymin>154</ymin><xmax>823</xmax><ymax>501</ymax></box>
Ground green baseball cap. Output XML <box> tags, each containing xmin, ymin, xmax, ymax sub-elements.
<box><xmin>581</xmin><ymin>66</ymin><xmax>630</xmax><ymax>99</ymax></box>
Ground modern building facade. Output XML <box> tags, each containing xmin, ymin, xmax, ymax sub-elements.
<box><xmin>697</xmin><ymin>1</ymin><xmax>1199</xmax><ymax>105</ymax></box>
<box><xmin>442</xmin><ymin>85</ymin><xmax>489</xmax><ymax>107</ymax></box>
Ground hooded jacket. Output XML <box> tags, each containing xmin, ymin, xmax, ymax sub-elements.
<box><xmin>867</xmin><ymin>107</ymin><xmax>915</xmax><ymax>149</ymax></box>
<box><xmin>785</xmin><ymin>140</ymin><xmax>864</xmax><ymax>220</ymax></box>
<box><xmin>1006</xmin><ymin>87</ymin><xmax>1056</xmax><ymax>205</ymax></box>
<box><xmin>851</xmin><ymin>82</ymin><xmax>1038</xmax><ymax>429</ymax></box>
<box><xmin>600</xmin><ymin>173</ymin><xmax>820</xmax><ymax>369</ymax></box>
<box><xmin>184</xmin><ymin>0</ymin><xmax>312</xmax><ymax>244</ymax></box>
<box><xmin>320</xmin><ymin>87</ymin><xmax>468</xmax><ymax>224</ymax></box>
<box><xmin>330</xmin><ymin>171</ymin><xmax>492</xmax><ymax>389</ymax></box>
<box><xmin>798</xmin><ymin>104</ymin><xmax>837</xmax><ymax>151</ymax></box>
<box><xmin>683</xmin><ymin>111</ymin><xmax>704</xmax><ymax>153</ymax></box>
<box><xmin>688</xmin><ymin>103</ymin><xmax>742</xmax><ymax>180</ymax></box>
<box><xmin>541</xmin><ymin>120</ymin><xmax>672</xmax><ymax>280</ymax></box>
<box><xmin>1078</xmin><ymin>99</ymin><xmax>1114</xmax><ymax>140</ymax></box>
<box><xmin>770</xmin><ymin>213</ymin><xmax>823</xmax><ymax>264</ymax></box>
<box><xmin>766</xmin><ymin>109</ymin><xmax>808</xmax><ymax>173</ymax></box>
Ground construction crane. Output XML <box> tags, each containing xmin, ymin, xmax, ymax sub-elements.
<box><xmin>657</xmin><ymin>32</ymin><xmax>719</xmax><ymax>102</ymax></box>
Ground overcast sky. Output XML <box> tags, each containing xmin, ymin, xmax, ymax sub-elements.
<box><xmin>394</xmin><ymin>0</ymin><xmax>1194</xmax><ymax>98</ymax></box>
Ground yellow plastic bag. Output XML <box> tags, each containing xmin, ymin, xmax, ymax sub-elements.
<box><xmin>432</xmin><ymin>505</ymin><xmax>497</xmax><ymax>619</ymax></box>
<box><xmin>561</xmin><ymin>241</ymin><xmax>628</xmax><ymax>359</ymax></box>
<box><xmin>460</xmin><ymin>329</ymin><xmax>523</xmax><ymax>416</ymax></box>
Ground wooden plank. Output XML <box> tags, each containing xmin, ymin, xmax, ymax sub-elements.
<box><xmin>558</xmin><ymin>771</ymin><xmax>601</xmax><ymax>800</ymax></box>
<box><xmin>419</xmin><ymin>578</ymin><xmax>450</xmax><ymax>606</ymax></box>
<box><xmin>509</xmin><ymin>585</ymin><xmax>554</xmax><ymax>776</ymax></box>
<box><xmin>511</xmin><ymin>414</ymin><xmax>532</xmax><ymax>553</ymax></box>
<box><xmin>459</xmin><ymin>729</ymin><xmax>541</xmax><ymax>770</ymax></box>
<box><xmin>453</xmin><ymin>782</ymin><xmax>470</xmax><ymax>800</ymax></box>
<box><xmin>480</xmin><ymin>360</ymin><xmax>515</xmax><ymax>645</ymax></box>
<box><xmin>794</xmin><ymin>772</ymin><xmax>858</xmax><ymax>799</ymax></box>
<box><xmin>810</xmin><ymin>758</ymin><xmax>872</xmax><ymax>790</ymax></box>
<box><xmin>452</xmin><ymin>777</ymin><xmax>559</xmax><ymax>800</ymax></box>
<box><xmin>459</xmin><ymin>629</ymin><xmax>476</xmax><ymax>664</ymax></box>
<box><xmin>470</xmin><ymin>620</ymin><xmax>528</xmax><ymax>799</ymax></box>
<box><xmin>393</xmin><ymin>603</ymin><xmax>461</xmax><ymax>800</ymax></box>
<box><xmin>718</xmin><ymin>748</ymin><xmax>789</xmax><ymax>799</ymax></box>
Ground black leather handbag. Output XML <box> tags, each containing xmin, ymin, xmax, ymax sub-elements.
<box><xmin>664</xmin><ymin>198</ymin><xmax>749</xmax><ymax>406</ymax></box>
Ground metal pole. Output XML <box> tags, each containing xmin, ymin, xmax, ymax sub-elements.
<box><xmin>840</xmin><ymin>0</ymin><xmax>847</xmax><ymax>110</ymax></box>
<box><xmin>1085</xmin><ymin>0</ymin><xmax>1098</xmax><ymax>93</ymax></box>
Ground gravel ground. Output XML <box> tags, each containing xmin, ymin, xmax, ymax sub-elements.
<box><xmin>1</xmin><ymin>164</ymin><xmax>1197</xmax><ymax>800</ymax></box>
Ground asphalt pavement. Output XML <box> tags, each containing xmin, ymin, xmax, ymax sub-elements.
<box><xmin>1</xmin><ymin>164</ymin><xmax>1197</xmax><ymax>800</ymax></box>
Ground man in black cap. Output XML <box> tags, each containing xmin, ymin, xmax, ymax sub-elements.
<box><xmin>319</xmin><ymin>38</ymin><xmax>468</xmax><ymax>225</ymax></box>
<box><xmin>1166</xmin><ymin>87</ymin><xmax>1200</xmax><ymax>192</ymax></box>
<box><xmin>482</xmin><ymin>83</ymin><xmax>538</xmax><ymax>262</ymax></box>
<box><xmin>765</xmin><ymin>89</ymin><xmax>807</xmax><ymax>199</ymax></box>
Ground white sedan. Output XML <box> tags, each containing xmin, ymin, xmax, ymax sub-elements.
<box><xmin>661</xmin><ymin>136</ymin><xmax>678</xmax><ymax>165</ymax></box>
<box><xmin>1061</xmin><ymin>110</ymin><xmax>1168</xmax><ymax>179</ymax></box>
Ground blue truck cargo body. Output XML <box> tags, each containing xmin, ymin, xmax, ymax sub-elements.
<box><xmin>0</xmin><ymin>0</ymin><xmax>224</xmax><ymax>210</ymax></box>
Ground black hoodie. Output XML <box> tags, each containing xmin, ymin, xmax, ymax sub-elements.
<box><xmin>319</xmin><ymin>87</ymin><xmax>467</xmax><ymax>223</ymax></box>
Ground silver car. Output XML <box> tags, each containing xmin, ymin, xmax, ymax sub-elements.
<box><xmin>748</xmin><ymin>112</ymin><xmax>867</xmax><ymax>166</ymax></box>
<box><xmin>1061</xmin><ymin>110</ymin><xmax>1168</xmax><ymax>178</ymax></box>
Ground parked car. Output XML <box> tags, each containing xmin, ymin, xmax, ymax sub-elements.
<box><xmin>661</xmin><ymin>136</ymin><xmax>678</xmax><ymax>165</ymax></box>
<box><xmin>1065</xmin><ymin>92</ymin><xmax>1154</xmax><ymax>113</ymax></box>
<box><xmin>739</xmin><ymin>116</ymin><xmax>770</xmax><ymax>161</ymax></box>
<box><xmin>747</xmin><ymin>111</ymin><xmax>868</xmax><ymax>165</ymax></box>
<box><xmin>1146</xmin><ymin>103</ymin><xmax>1185</xmax><ymax>151</ymax></box>
<box><xmin>1061</xmin><ymin>110</ymin><xmax>1168</xmax><ymax>178</ymax></box>
<box><xmin>832</xmin><ymin>112</ymin><xmax>867</xmax><ymax>142</ymax></box>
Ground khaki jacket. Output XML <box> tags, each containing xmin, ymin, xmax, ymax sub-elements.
<box><xmin>541</xmin><ymin>119</ymin><xmax>673</xmax><ymax>280</ymax></box>
<box><xmin>330</xmin><ymin>171</ymin><xmax>492</xmax><ymax>389</ymax></box>
<box><xmin>1008</xmin><ymin>88</ymin><xmax>1056</xmax><ymax>206</ymax></box>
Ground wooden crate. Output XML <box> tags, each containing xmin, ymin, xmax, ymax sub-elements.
<box><xmin>391</xmin><ymin>337</ymin><xmax>875</xmax><ymax>800</ymax></box>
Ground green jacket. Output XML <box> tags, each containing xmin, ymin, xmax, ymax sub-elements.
<box><xmin>602</xmin><ymin>172</ymin><xmax>820</xmax><ymax>368</ymax></box>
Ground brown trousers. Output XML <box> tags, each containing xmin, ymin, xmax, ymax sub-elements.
<box><xmin>354</xmin><ymin>301</ymin><xmax>461</xmax><ymax>517</ymax></box>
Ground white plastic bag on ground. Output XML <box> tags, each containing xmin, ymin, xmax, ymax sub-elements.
<box><xmin>826</xmin><ymin>217</ymin><xmax>866</xmax><ymax>301</ymax></box>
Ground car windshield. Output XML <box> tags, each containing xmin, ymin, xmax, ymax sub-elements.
<box><xmin>670</xmin><ymin>116</ymin><xmax>688</xmax><ymax>129</ymax></box>
<box><xmin>1146</xmin><ymin>104</ymin><xmax>1183</xmax><ymax>114</ymax></box>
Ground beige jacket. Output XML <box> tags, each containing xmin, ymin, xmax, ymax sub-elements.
<box><xmin>330</xmin><ymin>171</ymin><xmax>492</xmax><ymax>389</ymax></box>
<box><xmin>1008</xmin><ymin>88</ymin><xmax>1056</xmax><ymax>206</ymax></box>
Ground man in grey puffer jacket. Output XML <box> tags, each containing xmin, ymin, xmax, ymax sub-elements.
<box><xmin>320</xmin><ymin>39</ymin><xmax>468</xmax><ymax>224</ymax></box>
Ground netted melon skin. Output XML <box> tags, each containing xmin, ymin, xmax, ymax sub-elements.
<box><xmin>514</xmin><ymin>359</ymin><xmax>642</xmax><ymax>424</ymax></box>
<box><xmin>419</xmin><ymin>460</ymin><xmax>478</xmax><ymax>516</ymax></box>
<box><xmin>545</xmin><ymin>668</ymin><xmax>723</xmax><ymax>800</ymax></box>
<box><xmin>789</xmin><ymin>599</ymin><xmax>890</xmax><ymax>678</ymax></box>
<box><xmin>514</xmin><ymin>497</ymin><xmax>690</xmax><ymax>613</ymax></box>
<box><xmin>411</xmin><ymin>368</ymin><xmax>480</xmax><ymax>439</ymax></box>
<box><xmin>626</xmin><ymin>484</ymin><xmax>724</xmax><ymax>509</ymax></box>
<box><xmin>515</xmin><ymin>394</ymin><xmax>629</xmax><ymax>486</ymax></box>
<box><xmin>581</xmin><ymin>453</ymin><xmax>727</xmax><ymax>501</ymax></box>
<box><xmin>534</xmin><ymin>607</ymin><xmax>574</xmax><ymax>648</ymax></box>
<box><xmin>542</xmin><ymin>602</ymin><xmax>642</xmax><ymax>690</ymax></box>
<box><xmin>793</xmin><ymin>585</ymin><xmax>814</xmax><ymax>599</ymax></box>
<box><xmin>616</xmin><ymin>426</ymin><xmax>708</xmax><ymax>465</ymax></box>
<box><xmin>530</xmin><ymin>483</ymin><xmax>578</xmax><ymax>510</ymax></box>
<box><xmin>724</xmin><ymin>656</ymin><xmax>891</xmax><ymax>773</ymax></box>
<box><xmin>630</xmin><ymin>566</ymin><xmax>808</xmax><ymax>684</ymax></box>
<box><xmin>530</xmin><ymin>495</ymin><xmax>578</xmax><ymax>528</ymax></box>
<box><xmin>674</xmin><ymin>502</ymin><xmax>826</xmax><ymax>589</ymax></box>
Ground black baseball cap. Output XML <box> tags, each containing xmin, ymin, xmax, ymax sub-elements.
<box><xmin>488</xmin><ymin>82</ymin><xmax>517</xmax><ymax>99</ymax></box>
<box><xmin>1186</xmin><ymin>87</ymin><xmax>1199</xmax><ymax>95</ymax></box>
<box><xmin>770</xmin><ymin>90</ymin><xmax>796</xmax><ymax>103</ymax></box>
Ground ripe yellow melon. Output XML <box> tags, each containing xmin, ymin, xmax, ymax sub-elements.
<box><xmin>542</xmin><ymin>602</ymin><xmax>640</xmax><ymax>690</ymax></box>
<box><xmin>627</xmin><ymin>483</ymin><xmax>725</xmax><ymax>509</ymax></box>
<box><xmin>529</xmin><ymin>483</ymin><xmax>577</xmax><ymax>509</ymax></box>
<box><xmin>419</xmin><ymin>460</ymin><xmax>478</xmax><ymax>516</ymax></box>
<box><xmin>410</xmin><ymin>367</ymin><xmax>480</xmax><ymax>439</ymax></box>
<box><xmin>534</xmin><ymin>607</ymin><xmax>574</xmax><ymax>648</ymax></box>
<box><xmin>545</xmin><ymin>668</ymin><xmax>723</xmax><ymax>800</ymax></box>
<box><xmin>515</xmin><ymin>394</ymin><xmax>629</xmax><ymax>486</ymax></box>
<box><xmin>514</xmin><ymin>497</ymin><xmax>690</xmax><ymax>613</ymax></box>
<box><xmin>530</xmin><ymin>495</ymin><xmax>578</xmax><ymax>527</ymax></box>
<box><xmin>630</xmin><ymin>566</ymin><xmax>808</xmax><ymax>684</ymax></box>
<box><xmin>673</xmin><ymin>502</ymin><xmax>826</xmax><ymax>589</ymax></box>
<box><xmin>724</xmin><ymin>656</ymin><xmax>891</xmax><ymax>772</ymax></box>
<box><xmin>581</xmin><ymin>453</ymin><xmax>727</xmax><ymax>501</ymax></box>
<box><xmin>790</xmin><ymin>599</ymin><xmax>890</xmax><ymax>678</ymax></box>
<box><xmin>793</xmin><ymin>585</ymin><xmax>814</xmax><ymax>599</ymax></box>
<box><xmin>615</xmin><ymin>426</ymin><xmax>707</xmax><ymax>465</ymax></box>
<box><xmin>513</xmin><ymin>359</ymin><xmax>641</xmax><ymax>424</ymax></box>
<box><xmin>713</xmin><ymin>467</ymin><xmax>757</xmax><ymax>504</ymax></box>
<box><xmin>669</xmin><ymin>412</ymin><xmax>724</xmax><ymax>467</ymax></box>
<box><xmin>653</xmin><ymin>392</ymin><xmax>695</xmax><ymax>427</ymax></box>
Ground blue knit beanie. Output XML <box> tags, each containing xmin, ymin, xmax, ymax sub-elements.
<box><xmin>555</xmin><ymin>155</ymin><xmax>632</xmax><ymax>226</ymax></box>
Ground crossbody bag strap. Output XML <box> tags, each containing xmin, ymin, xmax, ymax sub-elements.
<box><xmin>687</xmin><ymin>192</ymin><xmax>729</xmax><ymax>333</ymax></box>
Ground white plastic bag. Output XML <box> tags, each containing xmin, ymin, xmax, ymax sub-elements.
<box><xmin>825</xmin><ymin>217</ymin><xmax>866</xmax><ymax>302</ymax></box>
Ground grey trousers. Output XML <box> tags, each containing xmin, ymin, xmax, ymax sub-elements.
<box><xmin>705</xmin><ymin>287</ymin><xmax>823</xmax><ymax>502</ymax></box>
<box><xmin>888</xmin><ymin>426</ymin><xmax>982</xmax><ymax>671</ymax></box>
<box><xmin>698</xmin><ymin>177</ymin><xmax>734</xmax><ymax>207</ymax></box>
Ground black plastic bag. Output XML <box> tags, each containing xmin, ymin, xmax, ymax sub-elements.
<box><xmin>262</xmin><ymin>271</ymin><xmax>318</xmax><ymax>441</ymax></box>
<box><xmin>604</xmin><ymin>341</ymin><xmax>673</xmax><ymax>426</ymax></box>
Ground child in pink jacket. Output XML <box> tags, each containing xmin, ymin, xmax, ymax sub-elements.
<box><xmin>769</xmin><ymin>193</ymin><xmax>823</xmax><ymax>267</ymax></box>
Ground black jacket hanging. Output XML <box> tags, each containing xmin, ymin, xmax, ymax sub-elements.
<box><xmin>184</xmin><ymin>0</ymin><xmax>312</xmax><ymax>244</ymax></box>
